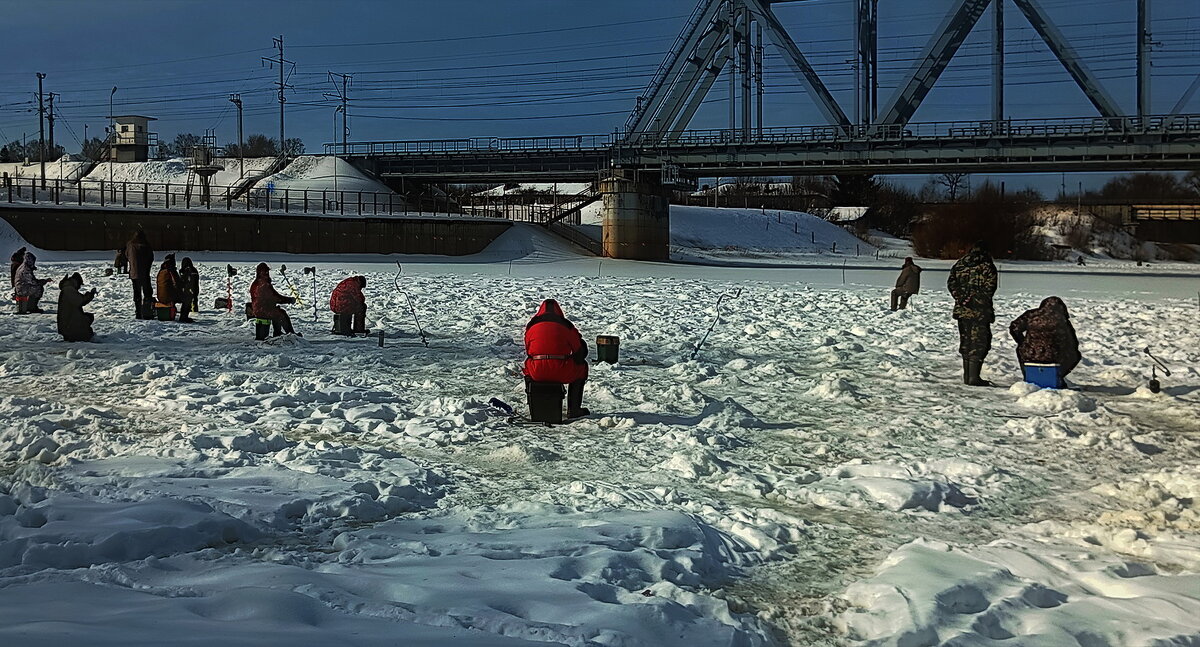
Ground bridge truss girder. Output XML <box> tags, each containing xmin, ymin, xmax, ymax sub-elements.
<box><xmin>626</xmin><ymin>0</ymin><xmax>1160</xmax><ymax>141</ymax></box>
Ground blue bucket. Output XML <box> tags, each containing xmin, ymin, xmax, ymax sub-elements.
<box><xmin>1023</xmin><ymin>363</ymin><xmax>1060</xmax><ymax>388</ymax></box>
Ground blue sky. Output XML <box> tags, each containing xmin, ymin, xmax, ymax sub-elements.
<box><xmin>0</xmin><ymin>0</ymin><xmax>1195</xmax><ymax>189</ymax></box>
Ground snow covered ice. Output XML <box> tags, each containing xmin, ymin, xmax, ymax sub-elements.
<box><xmin>0</xmin><ymin>215</ymin><xmax>1198</xmax><ymax>645</ymax></box>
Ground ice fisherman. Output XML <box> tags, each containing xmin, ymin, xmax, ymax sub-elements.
<box><xmin>113</xmin><ymin>248</ymin><xmax>129</xmax><ymax>275</ymax></box>
<box><xmin>890</xmin><ymin>257</ymin><xmax>922</xmax><ymax>311</ymax></box>
<box><xmin>523</xmin><ymin>299</ymin><xmax>590</xmax><ymax>419</ymax></box>
<box><xmin>250</xmin><ymin>263</ymin><xmax>299</xmax><ymax>336</ymax></box>
<box><xmin>13</xmin><ymin>252</ymin><xmax>50</xmax><ymax>314</ymax></box>
<box><xmin>947</xmin><ymin>242</ymin><xmax>998</xmax><ymax>386</ymax></box>
<box><xmin>329</xmin><ymin>276</ymin><xmax>370</xmax><ymax>335</ymax></box>
<box><xmin>57</xmin><ymin>272</ymin><xmax>96</xmax><ymax>342</ymax></box>
<box><xmin>125</xmin><ymin>230</ymin><xmax>155</xmax><ymax>319</ymax></box>
<box><xmin>1009</xmin><ymin>296</ymin><xmax>1081</xmax><ymax>388</ymax></box>
<box><xmin>179</xmin><ymin>257</ymin><xmax>200</xmax><ymax>312</ymax></box>
<box><xmin>9</xmin><ymin>246</ymin><xmax>26</xmax><ymax>288</ymax></box>
<box><xmin>156</xmin><ymin>254</ymin><xmax>193</xmax><ymax>323</ymax></box>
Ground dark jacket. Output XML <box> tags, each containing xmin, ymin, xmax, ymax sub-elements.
<box><xmin>13</xmin><ymin>252</ymin><xmax>48</xmax><ymax>300</ymax></box>
<box><xmin>156</xmin><ymin>254</ymin><xmax>182</xmax><ymax>304</ymax></box>
<box><xmin>523</xmin><ymin>299</ymin><xmax>588</xmax><ymax>384</ymax></box>
<box><xmin>1009</xmin><ymin>296</ymin><xmax>1081</xmax><ymax>372</ymax></box>
<box><xmin>947</xmin><ymin>245</ymin><xmax>998</xmax><ymax>322</ymax></box>
<box><xmin>57</xmin><ymin>273</ymin><xmax>96</xmax><ymax>342</ymax></box>
<box><xmin>894</xmin><ymin>260</ymin><xmax>922</xmax><ymax>294</ymax></box>
<box><xmin>329</xmin><ymin>276</ymin><xmax>366</xmax><ymax>314</ymax></box>
<box><xmin>10</xmin><ymin>246</ymin><xmax>26</xmax><ymax>287</ymax></box>
<box><xmin>179</xmin><ymin>257</ymin><xmax>199</xmax><ymax>301</ymax></box>
<box><xmin>250</xmin><ymin>262</ymin><xmax>293</xmax><ymax>319</ymax></box>
<box><xmin>114</xmin><ymin>249</ymin><xmax>128</xmax><ymax>271</ymax></box>
<box><xmin>125</xmin><ymin>231</ymin><xmax>154</xmax><ymax>279</ymax></box>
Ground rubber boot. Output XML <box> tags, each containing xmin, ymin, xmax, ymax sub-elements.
<box><xmin>966</xmin><ymin>360</ymin><xmax>993</xmax><ymax>387</ymax></box>
<box><xmin>890</xmin><ymin>292</ymin><xmax>898</xmax><ymax>311</ymax></box>
<box><xmin>962</xmin><ymin>359</ymin><xmax>971</xmax><ymax>385</ymax></box>
<box><xmin>567</xmin><ymin>380</ymin><xmax>589</xmax><ymax>418</ymax></box>
<box><xmin>27</xmin><ymin>295</ymin><xmax>43</xmax><ymax>314</ymax></box>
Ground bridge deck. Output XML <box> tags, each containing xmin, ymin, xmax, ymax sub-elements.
<box><xmin>333</xmin><ymin>115</ymin><xmax>1200</xmax><ymax>181</ymax></box>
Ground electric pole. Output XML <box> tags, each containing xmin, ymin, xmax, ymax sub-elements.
<box><xmin>47</xmin><ymin>92</ymin><xmax>57</xmax><ymax>156</ymax></box>
<box><xmin>261</xmin><ymin>36</ymin><xmax>292</xmax><ymax>157</ymax></box>
<box><xmin>229</xmin><ymin>94</ymin><xmax>243</xmax><ymax>178</ymax></box>
<box><xmin>326</xmin><ymin>72</ymin><xmax>352</xmax><ymax>155</ymax></box>
<box><xmin>36</xmin><ymin>72</ymin><xmax>45</xmax><ymax>190</ymax></box>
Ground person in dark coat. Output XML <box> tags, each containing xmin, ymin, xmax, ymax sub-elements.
<box><xmin>125</xmin><ymin>230</ymin><xmax>154</xmax><ymax>319</ymax></box>
<box><xmin>329</xmin><ymin>276</ymin><xmax>369</xmax><ymax>334</ymax></box>
<box><xmin>179</xmin><ymin>257</ymin><xmax>200</xmax><ymax>313</ymax></box>
<box><xmin>1010</xmin><ymin>296</ymin><xmax>1081</xmax><ymax>387</ymax></box>
<box><xmin>947</xmin><ymin>242</ymin><xmax>998</xmax><ymax>386</ymax></box>
<box><xmin>57</xmin><ymin>273</ymin><xmax>96</xmax><ymax>342</ymax></box>
<box><xmin>524</xmin><ymin>299</ymin><xmax>589</xmax><ymax>418</ymax></box>
<box><xmin>13</xmin><ymin>252</ymin><xmax>50</xmax><ymax>314</ymax></box>
<box><xmin>250</xmin><ymin>263</ymin><xmax>298</xmax><ymax>335</ymax></box>
<box><xmin>890</xmin><ymin>257</ymin><xmax>922</xmax><ymax>311</ymax></box>
<box><xmin>156</xmin><ymin>253</ymin><xmax>192</xmax><ymax>322</ymax></box>
<box><xmin>10</xmin><ymin>246</ymin><xmax>26</xmax><ymax>288</ymax></box>
<box><xmin>114</xmin><ymin>249</ymin><xmax>128</xmax><ymax>275</ymax></box>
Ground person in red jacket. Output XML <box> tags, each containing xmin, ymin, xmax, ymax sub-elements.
<box><xmin>250</xmin><ymin>263</ymin><xmax>298</xmax><ymax>336</ymax></box>
<box><xmin>523</xmin><ymin>299</ymin><xmax>589</xmax><ymax>418</ymax></box>
<box><xmin>329</xmin><ymin>276</ymin><xmax>369</xmax><ymax>334</ymax></box>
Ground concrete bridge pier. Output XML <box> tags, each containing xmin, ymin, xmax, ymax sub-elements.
<box><xmin>599</xmin><ymin>170</ymin><xmax>670</xmax><ymax>261</ymax></box>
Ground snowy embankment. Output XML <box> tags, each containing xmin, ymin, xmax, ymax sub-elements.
<box><xmin>0</xmin><ymin>159</ymin><xmax>93</xmax><ymax>183</ymax></box>
<box><xmin>1</xmin><ymin>223</ymin><xmax>1199</xmax><ymax>644</ymax></box>
<box><xmin>86</xmin><ymin>157</ymin><xmax>277</xmax><ymax>193</ymax></box>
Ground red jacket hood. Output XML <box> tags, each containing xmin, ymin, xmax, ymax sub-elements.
<box><xmin>535</xmin><ymin>299</ymin><xmax>564</xmax><ymax>318</ymax></box>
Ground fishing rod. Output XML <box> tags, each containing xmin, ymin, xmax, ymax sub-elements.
<box><xmin>393</xmin><ymin>262</ymin><xmax>429</xmax><ymax>348</ymax></box>
<box><xmin>690</xmin><ymin>288</ymin><xmax>742</xmax><ymax>360</ymax></box>
<box><xmin>1145</xmin><ymin>346</ymin><xmax>1172</xmax><ymax>393</ymax></box>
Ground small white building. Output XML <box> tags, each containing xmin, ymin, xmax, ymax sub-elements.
<box><xmin>108</xmin><ymin>115</ymin><xmax>156</xmax><ymax>162</ymax></box>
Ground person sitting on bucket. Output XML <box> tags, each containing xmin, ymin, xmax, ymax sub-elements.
<box><xmin>524</xmin><ymin>299</ymin><xmax>589</xmax><ymax>419</ymax></box>
<box><xmin>156</xmin><ymin>254</ymin><xmax>194</xmax><ymax>323</ymax></box>
<box><xmin>13</xmin><ymin>252</ymin><xmax>50</xmax><ymax>314</ymax></box>
<box><xmin>1009</xmin><ymin>296</ymin><xmax>1081</xmax><ymax>388</ymax></box>
<box><xmin>57</xmin><ymin>272</ymin><xmax>96</xmax><ymax>342</ymax></box>
<box><xmin>330</xmin><ymin>276</ymin><xmax>370</xmax><ymax>335</ymax></box>
<box><xmin>250</xmin><ymin>263</ymin><xmax>299</xmax><ymax>336</ymax></box>
<box><xmin>890</xmin><ymin>256</ymin><xmax>921</xmax><ymax>311</ymax></box>
<box><xmin>10</xmin><ymin>246</ymin><xmax>26</xmax><ymax>288</ymax></box>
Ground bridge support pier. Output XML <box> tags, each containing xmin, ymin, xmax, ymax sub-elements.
<box><xmin>600</xmin><ymin>170</ymin><xmax>670</xmax><ymax>261</ymax></box>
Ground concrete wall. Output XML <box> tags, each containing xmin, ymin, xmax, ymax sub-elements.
<box><xmin>0</xmin><ymin>206</ymin><xmax>510</xmax><ymax>255</ymax></box>
<box><xmin>600</xmin><ymin>171</ymin><xmax>670</xmax><ymax>261</ymax></box>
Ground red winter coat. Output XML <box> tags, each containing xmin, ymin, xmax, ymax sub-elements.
<box><xmin>249</xmin><ymin>263</ymin><xmax>294</xmax><ymax>319</ymax></box>
<box><xmin>329</xmin><ymin>276</ymin><xmax>366</xmax><ymax>314</ymax></box>
<box><xmin>523</xmin><ymin>299</ymin><xmax>588</xmax><ymax>384</ymax></box>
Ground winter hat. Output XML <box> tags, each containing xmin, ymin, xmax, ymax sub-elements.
<box><xmin>904</xmin><ymin>256</ymin><xmax>913</xmax><ymax>264</ymax></box>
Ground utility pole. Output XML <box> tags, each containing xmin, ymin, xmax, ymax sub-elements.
<box><xmin>229</xmin><ymin>94</ymin><xmax>243</xmax><ymax>178</ymax></box>
<box><xmin>1137</xmin><ymin>0</ymin><xmax>1152</xmax><ymax>117</ymax></box>
<box><xmin>36</xmin><ymin>73</ymin><xmax>45</xmax><ymax>190</ymax></box>
<box><xmin>47</xmin><ymin>92</ymin><xmax>57</xmax><ymax>155</ymax></box>
<box><xmin>262</xmin><ymin>36</ymin><xmax>293</xmax><ymax>157</ymax></box>
<box><xmin>325</xmin><ymin>72</ymin><xmax>352</xmax><ymax>155</ymax></box>
<box><xmin>993</xmin><ymin>0</ymin><xmax>1005</xmax><ymax>124</ymax></box>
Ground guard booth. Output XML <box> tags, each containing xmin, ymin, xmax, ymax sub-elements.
<box><xmin>109</xmin><ymin>115</ymin><xmax>157</xmax><ymax>162</ymax></box>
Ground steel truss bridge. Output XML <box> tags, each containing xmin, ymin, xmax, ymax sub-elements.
<box><xmin>331</xmin><ymin>0</ymin><xmax>1200</xmax><ymax>182</ymax></box>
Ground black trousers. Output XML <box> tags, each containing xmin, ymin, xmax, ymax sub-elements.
<box><xmin>131</xmin><ymin>277</ymin><xmax>153</xmax><ymax>318</ymax></box>
<box><xmin>890</xmin><ymin>289</ymin><xmax>912</xmax><ymax>310</ymax></box>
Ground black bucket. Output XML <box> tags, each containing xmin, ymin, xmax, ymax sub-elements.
<box><xmin>596</xmin><ymin>335</ymin><xmax>620</xmax><ymax>364</ymax></box>
<box><xmin>526</xmin><ymin>380</ymin><xmax>565</xmax><ymax>424</ymax></box>
<box><xmin>332</xmin><ymin>313</ymin><xmax>353</xmax><ymax>336</ymax></box>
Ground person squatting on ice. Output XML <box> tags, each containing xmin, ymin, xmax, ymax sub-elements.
<box><xmin>114</xmin><ymin>248</ymin><xmax>129</xmax><ymax>275</ymax></box>
<box><xmin>330</xmin><ymin>276</ymin><xmax>370</xmax><ymax>334</ymax></box>
<box><xmin>890</xmin><ymin>256</ymin><xmax>922</xmax><ymax>311</ymax></box>
<box><xmin>179</xmin><ymin>257</ymin><xmax>200</xmax><ymax>312</ymax></box>
<box><xmin>250</xmin><ymin>263</ymin><xmax>298</xmax><ymax>336</ymax></box>
<box><xmin>948</xmin><ymin>242</ymin><xmax>998</xmax><ymax>386</ymax></box>
<box><xmin>524</xmin><ymin>299</ymin><xmax>589</xmax><ymax>419</ymax></box>
<box><xmin>14</xmin><ymin>252</ymin><xmax>50</xmax><ymax>314</ymax></box>
<box><xmin>10</xmin><ymin>246</ymin><xmax>26</xmax><ymax>288</ymax></box>
<box><xmin>126</xmin><ymin>230</ymin><xmax>155</xmax><ymax>319</ymax></box>
<box><xmin>156</xmin><ymin>254</ymin><xmax>194</xmax><ymax>323</ymax></box>
<box><xmin>1009</xmin><ymin>296</ymin><xmax>1081</xmax><ymax>388</ymax></box>
<box><xmin>57</xmin><ymin>273</ymin><xmax>96</xmax><ymax>342</ymax></box>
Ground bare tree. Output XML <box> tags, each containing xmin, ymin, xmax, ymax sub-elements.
<box><xmin>935</xmin><ymin>173</ymin><xmax>970</xmax><ymax>201</ymax></box>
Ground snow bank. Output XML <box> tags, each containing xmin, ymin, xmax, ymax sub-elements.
<box><xmin>669</xmin><ymin>205</ymin><xmax>872</xmax><ymax>262</ymax></box>
<box><xmin>0</xmin><ymin>160</ymin><xmax>93</xmax><ymax>183</ymax></box>
<box><xmin>250</xmin><ymin>156</ymin><xmax>393</xmax><ymax>195</ymax></box>
<box><xmin>85</xmin><ymin>157</ymin><xmax>276</xmax><ymax>193</ymax></box>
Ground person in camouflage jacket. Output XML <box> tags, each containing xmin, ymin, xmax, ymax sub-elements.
<box><xmin>947</xmin><ymin>242</ymin><xmax>998</xmax><ymax>386</ymax></box>
<box><xmin>1009</xmin><ymin>296</ymin><xmax>1080</xmax><ymax>387</ymax></box>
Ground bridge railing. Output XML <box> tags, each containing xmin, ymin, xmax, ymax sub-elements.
<box><xmin>331</xmin><ymin>114</ymin><xmax>1200</xmax><ymax>159</ymax></box>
